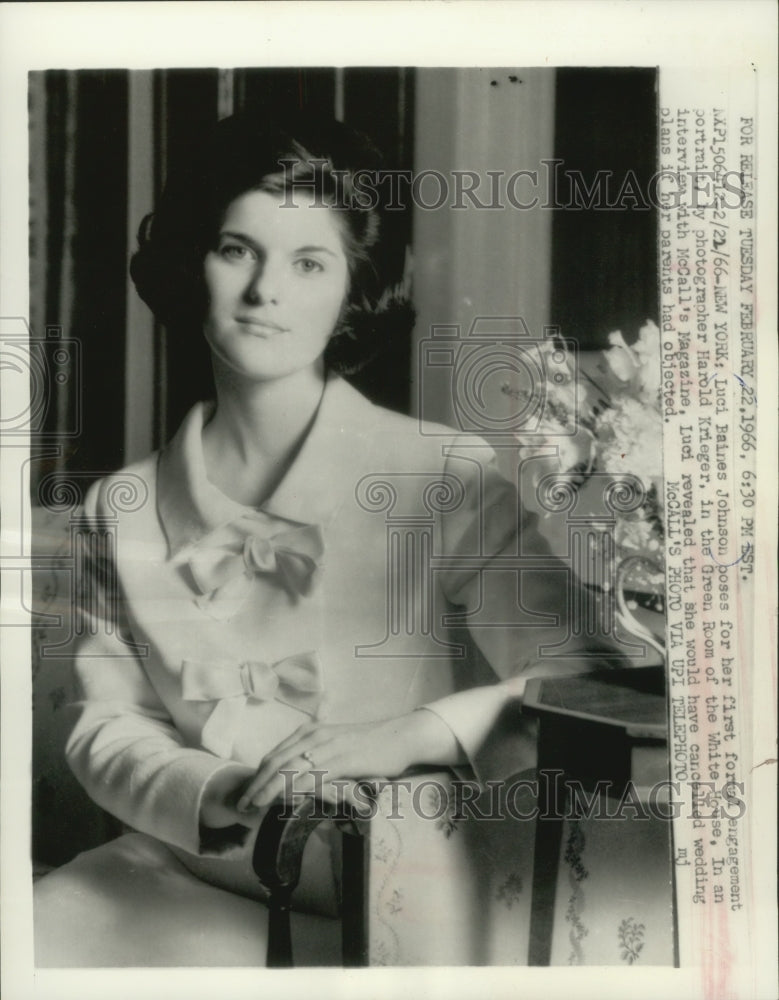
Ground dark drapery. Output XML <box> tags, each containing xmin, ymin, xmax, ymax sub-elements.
<box><xmin>550</xmin><ymin>68</ymin><xmax>659</xmax><ymax>348</ymax></box>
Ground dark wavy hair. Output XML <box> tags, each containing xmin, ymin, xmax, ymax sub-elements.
<box><xmin>130</xmin><ymin>112</ymin><xmax>410</xmax><ymax>374</ymax></box>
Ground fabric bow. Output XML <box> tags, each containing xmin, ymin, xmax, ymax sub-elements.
<box><xmin>182</xmin><ymin>651</ymin><xmax>324</xmax><ymax>757</ymax></box>
<box><xmin>187</xmin><ymin>522</ymin><xmax>324</xmax><ymax>619</ymax></box>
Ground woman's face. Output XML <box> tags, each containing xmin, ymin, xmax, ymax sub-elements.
<box><xmin>202</xmin><ymin>189</ymin><xmax>350</xmax><ymax>384</ymax></box>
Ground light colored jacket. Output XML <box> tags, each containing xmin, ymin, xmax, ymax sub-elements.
<box><xmin>65</xmin><ymin>374</ymin><xmax>598</xmax><ymax>895</ymax></box>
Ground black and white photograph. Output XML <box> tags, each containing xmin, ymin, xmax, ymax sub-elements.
<box><xmin>1</xmin><ymin>4</ymin><xmax>776</xmax><ymax>999</ymax></box>
<box><xmin>26</xmin><ymin>62</ymin><xmax>672</xmax><ymax>969</ymax></box>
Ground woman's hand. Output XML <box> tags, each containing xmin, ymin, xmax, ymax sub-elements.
<box><xmin>199</xmin><ymin>763</ymin><xmax>257</xmax><ymax>829</ymax></box>
<box><xmin>235</xmin><ymin>709</ymin><xmax>466</xmax><ymax>814</ymax></box>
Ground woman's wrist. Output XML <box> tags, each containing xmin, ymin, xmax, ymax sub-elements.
<box><xmin>199</xmin><ymin>763</ymin><xmax>255</xmax><ymax>829</ymax></box>
<box><xmin>398</xmin><ymin>708</ymin><xmax>468</xmax><ymax>771</ymax></box>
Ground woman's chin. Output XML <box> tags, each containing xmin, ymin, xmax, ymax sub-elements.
<box><xmin>208</xmin><ymin>346</ymin><xmax>324</xmax><ymax>387</ymax></box>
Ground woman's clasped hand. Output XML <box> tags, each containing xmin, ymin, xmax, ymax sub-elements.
<box><xmin>200</xmin><ymin>708</ymin><xmax>466</xmax><ymax>823</ymax></box>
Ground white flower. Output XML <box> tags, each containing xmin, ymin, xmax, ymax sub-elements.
<box><xmin>537</xmin><ymin>339</ymin><xmax>589</xmax><ymax>429</ymax></box>
<box><xmin>600</xmin><ymin>322</ymin><xmax>662</xmax><ymax>410</ymax></box>
<box><xmin>635</xmin><ymin>364</ymin><xmax>661</xmax><ymax>406</ymax></box>
<box><xmin>519</xmin><ymin>421</ymin><xmax>589</xmax><ymax>470</ymax></box>
<box><xmin>515</xmin><ymin>423</ymin><xmax>594</xmax><ymax>519</ymax></box>
<box><xmin>632</xmin><ymin>320</ymin><xmax>662</xmax><ymax>406</ymax></box>
<box><xmin>632</xmin><ymin>320</ymin><xmax>660</xmax><ymax>362</ymax></box>
<box><xmin>603</xmin><ymin>330</ymin><xmax>640</xmax><ymax>382</ymax></box>
<box><xmin>514</xmin><ymin>323</ymin><xmax>664</xmax><ymax>540</ymax></box>
<box><xmin>594</xmin><ymin>396</ymin><xmax>663</xmax><ymax>489</ymax></box>
<box><xmin>534</xmin><ymin>423</ymin><xmax>593</xmax><ymax>474</ymax></box>
<box><xmin>616</xmin><ymin>516</ymin><xmax>659</xmax><ymax>555</ymax></box>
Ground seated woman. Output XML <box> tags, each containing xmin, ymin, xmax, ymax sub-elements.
<box><xmin>34</xmin><ymin>112</ymin><xmax>614</xmax><ymax>967</ymax></box>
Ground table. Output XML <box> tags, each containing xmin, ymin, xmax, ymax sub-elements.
<box><xmin>521</xmin><ymin>665</ymin><xmax>669</xmax><ymax>966</ymax></box>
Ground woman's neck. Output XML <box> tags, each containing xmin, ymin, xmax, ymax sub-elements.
<box><xmin>202</xmin><ymin>362</ymin><xmax>328</xmax><ymax>507</ymax></box>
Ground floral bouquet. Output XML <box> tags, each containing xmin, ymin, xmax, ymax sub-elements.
<box><xmin>505</xmin><ymin>320</ymin><xmax>665</xmax><ymax>639</ymax></box>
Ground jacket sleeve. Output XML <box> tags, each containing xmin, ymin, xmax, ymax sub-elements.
<box><xmin>64</xmin><ymin>478</ymin><xmax>251</xmax><ymax>858</ymax></box>
<box><xmin>420</xmin><ymin>438</ymin><xmax>619</xmax><ymax>784</ymax></box>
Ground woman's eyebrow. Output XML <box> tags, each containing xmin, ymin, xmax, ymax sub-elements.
<box><xmin>293</xmin><ymin>244</ymin><xmax>339</xmax><ymax>258</ymax></box>
<box><xmin>219</xmin><ymin>230</ymin><xmax>261</xmax><ymax>250</ymax></box>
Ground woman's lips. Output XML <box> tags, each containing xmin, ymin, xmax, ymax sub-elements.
<box><xmin>235</xmin><ymin>316</ymin><xmax>288</xmax><ymax>334</ymax></box>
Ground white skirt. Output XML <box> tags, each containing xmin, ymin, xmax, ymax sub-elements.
<box><xmin>33</xmin><ymin>832</ymin><xmax>341</xmax><ymax>968</ymax></box>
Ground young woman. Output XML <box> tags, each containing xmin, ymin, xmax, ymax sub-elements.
<box><xmin>34</xmin><ymin>113</ymin><xmax>611</xmax><ymax>967</ymax></box>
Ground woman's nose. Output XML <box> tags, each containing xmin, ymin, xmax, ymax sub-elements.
<box><xmin>244</xmin><ymin>260</ymin><xmax>279</xmax><ymax>305</ymax></box>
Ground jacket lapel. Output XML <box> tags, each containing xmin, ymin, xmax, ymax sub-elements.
<box><xmin>156</xmin><ymin>374</ymin><xmax>375</xmax><ymax>561</ymax></box>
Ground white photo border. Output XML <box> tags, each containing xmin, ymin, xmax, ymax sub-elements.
<box><xmin>1</xmin><ymin>4</ymin><xmax>776</xmax><ymax>999</ymax></box>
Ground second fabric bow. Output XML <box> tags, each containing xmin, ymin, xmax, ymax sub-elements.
<box><xmin>182</xmin><ymin>651</ymin><xmax>325</xmax><ymax>757</ymax></box>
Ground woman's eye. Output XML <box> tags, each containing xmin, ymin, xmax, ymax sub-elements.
<box><xmin>219</xmin><ymin>243</ymin><xmax>252</xmax><ymax>261</ymax></box>
<box><xmin>294</xmin><ymin>257</ymin><xmax>324</xmax><ymax>275</ymax></box>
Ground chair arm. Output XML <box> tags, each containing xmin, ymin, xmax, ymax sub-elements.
<box><xmin>251</xmin><ymin>768</ymin><xmax>460</xmax><ymax>967</ymax></box>
<box><xmin>251</xmin><ymin>796</ymin><xmax>367</xmax><ymax>967</ymax></box>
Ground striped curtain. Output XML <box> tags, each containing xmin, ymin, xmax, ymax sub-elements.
<box><xmin>29</xmin><ymin>67</ymin><xmax>657</xmax><ymax>497</ymax></box>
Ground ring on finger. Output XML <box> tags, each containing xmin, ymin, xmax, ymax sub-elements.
<box><xmin>302</xmin><ymin>749</ymin><xmax>316</xmax><ymax>766</ymax></box>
